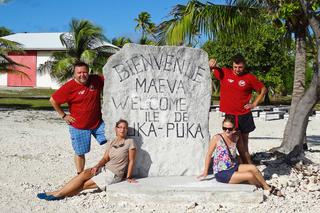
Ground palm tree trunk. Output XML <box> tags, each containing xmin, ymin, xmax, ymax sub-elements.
<box><xmin>276</xmin><ymin>74</ymin><xmax>319</xmax><ymax>157</ymax></box>
<box><xmin>276</xmin><ymin>27</ymin><xmax>307</xmax><ymax>156</ymax></box>
<box><xmin>212</xmin><ymin>80</ymin><xmax>219</xmax><ymax>96</ymax></box>
<box><xmin>292</xmin><ymin>30</ymin><xmax>307</xmax><ymax>101</ymax></box>
<box><xmin>276</xmin><ymin>5</ymin><xmax>320</xmax><ymax>157</ymax></box>
<box><xmin>263</xmin><ymin>87</ymin><xmax>271</xmax><ymax>105</ymax></box>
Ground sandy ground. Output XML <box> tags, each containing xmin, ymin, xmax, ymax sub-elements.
<box><xmin>0</xmin><ymin>110</ymin><xmax>319</xmax><ymax>213</ymax></box>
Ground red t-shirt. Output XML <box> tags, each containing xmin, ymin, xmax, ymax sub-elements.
<box><xmin>213</xmin><ymin>67</ymin><xmax>264</xmax><ymax>115</ymax></box>
<box><xmin>52</xmin><ymin>75</ymin><xmax>104</xmax><ymax>129</ymax></box>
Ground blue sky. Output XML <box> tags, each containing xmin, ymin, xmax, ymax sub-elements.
<box><xmin>0</xmin><ymin>0</ymin><xmax>225</xmax><ymax>42</ymax></box>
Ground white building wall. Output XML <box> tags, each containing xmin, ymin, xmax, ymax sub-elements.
<box><xmin>36</xmin><ymin>51</ymin><xmax>60</xmax><ymax>89</ymax></box>
<box><xmin>0</xmin><ymin>73</ymin><xmax>7</xmax><ymax>86</ymax></box>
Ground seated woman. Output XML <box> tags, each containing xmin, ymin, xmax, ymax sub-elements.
<box><xmin>37</xmin><ymin>119</ymin><xmax>136</xmax><ymax>201</ymax></box>
<box><xmin>198</xmin><ymin>116</ymin><xmax>283</xmax><ymax>197</ymax></box>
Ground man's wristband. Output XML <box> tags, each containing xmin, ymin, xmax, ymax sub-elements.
<box><xmin>62</xmin><ymin>113</ymin><xmax>66</xmax><ymax>119</ymax></box>
<box><xmin>126</xmin><ymin>176</ymin><xmax>132</xmax><ymax>179</ymax></box>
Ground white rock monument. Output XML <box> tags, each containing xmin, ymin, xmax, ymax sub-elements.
<box><xmin>103</xmin><ymin>44</ymin><xmax>211</xmax><ymax>177</ymax></box>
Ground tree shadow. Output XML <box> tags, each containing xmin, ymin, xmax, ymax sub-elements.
<box><xmin>0</xmin><ymin>96</ymin><xmax>50</xmax><ymax>100</ymax></box>
<box><xmin>307</xmin><ymin>135</ymin><xmax>320</xmax><ymax>148</ymax></box>
<box><xmin>308</xmin><ymin>149</ymin><xmax>320</xmax><ymax>153</ymax></box>
<box><xmin>250</xmin><ymin>136</ymin><xmax>283</xmax><ymax>140</ymax></box>
<box><xmin>0</xmin><ymin>103</ymin><xmax>67</xmax><ymax>110</ymax></box>
<box><xmin>127</xmin><ymin>127</ymin><xmax>152</xmax><ymax>178</ymax></box>
<box><xmin>251</xmin><ymin>151</ymin><xmax>314</xmax><ymax>180</ymax></box>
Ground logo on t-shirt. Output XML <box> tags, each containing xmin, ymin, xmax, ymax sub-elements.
<box><xmin>78</xmin><ymin>90</ymin><xmax>85</xmax><ymax>95</ymax></box>
<box><xmin>238</xmin><ymin>80</ymin><xmax>246</xmax><ymax>87</ymax></box>
<box><xmin>89</xmin><ymin>85</ymin><xmax>95</xmax><ymax>91</ymax></box>
<box><xmin>227</xmin><ymin>79</ymin><xmax>234</xmax><ymax>83</ymax></box>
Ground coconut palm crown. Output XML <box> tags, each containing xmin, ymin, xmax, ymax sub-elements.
<box><xmin>156</xmin><ymin>0</ymin><xmax>262</xmax><ymax>46</ymax></box>
<box><xmin>39</xmin><ymin>19</ymin><xmax>118</xmax><ymax>83</ymax></box>
<box><xmin>134</xmin><ymin>12</ymin><xmax>156</xmax><ymax>39</ymax></box>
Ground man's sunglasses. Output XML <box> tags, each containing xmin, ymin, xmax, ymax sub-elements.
<box><xmin>222</xmin><ymin>127</ymin><xmax>234</xmax><ymax>132</ymax></box>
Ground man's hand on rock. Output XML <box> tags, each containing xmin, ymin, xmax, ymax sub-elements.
<box><xmin>209</xmin><ymin>58</ymin><xmax>217</xmax><ymax>70</ymax></box>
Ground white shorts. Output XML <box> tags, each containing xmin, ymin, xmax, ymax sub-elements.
<box><xmin>91</xmin><ymin>167</ymin><xmax>122</xmax><ymax>190</ymax></box>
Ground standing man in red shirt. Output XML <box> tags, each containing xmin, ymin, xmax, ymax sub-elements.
<box><xmin>209</xmin><ymin>54</ymin><xmax>267</xmax><ymax>164</ymax></box>
<box><xmin>50</xmin><ymin>62</ymin><xmax>107</xmax><ymax>174</ymax></box>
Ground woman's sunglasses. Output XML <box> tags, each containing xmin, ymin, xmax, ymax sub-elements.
<box><xmin>112</xmin><ymin>144</ymin><xmax>124</xmax><ymax>149</ymax></box>
<box><xmin>222</xmin><ymin>127</ymin><xmax>234</xmax><ymax>132</ymax></box>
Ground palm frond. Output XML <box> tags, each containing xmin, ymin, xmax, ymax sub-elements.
<box><xmin>91</xmin><ymin>55</ymin><xmax>109</xmax><ymax>74</ymax></box>
<box><xmin>0</xmin><ymin>66</ymin><xmax>30</xmax><ymax>79</ymax></box>
<box><xmin>0</xmin><ymin>37</ymin><xmax>23</xmax><ymax>53</ymax></box>
<box><xmin>42</xmin><ymin>19</ymin><xmax>116</xmax><ymax>83</ymax></box>
<box><xmin>93</xmin><ymin>44</ymin><xmax>119</xmax><ymax>53</ymax></box>
<box><xmin>80</xmin><ymin>49</ymin><xmax>97</xmax><ymax>65</ymax></box>
<box><xmin>0</xmin><ymin>37</ymin><xmax>30</xmax><ymax>76</ymax></box>
<box><xmin>134</xmin><ymin>12</ymin><xmax>157</xmax><ymax>42</ymax></box>
<box><xmin>156</xmin><ymin>0</ymin><xmax>263</xmax><ymax>45</ymax></box>
<box><xmin>112</xmin><ymin>37</ymin><xmax>132</xmax><ymax>48</ymax></box>
<box><xmin>0</xmin><ymin>54</ymin><xmax>30</xmax><ymax>79</ymax></box>
<box><xmin>50</xmin><ymin>57</ymin><xmax>75</xmax><ymax>83</ymax></box>
<box><xmin>0</xmin><ymin>54</ymin><xmax>28</xmax><ymax>68</ymax></box>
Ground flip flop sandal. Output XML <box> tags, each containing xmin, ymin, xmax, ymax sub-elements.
<box><xmin>37</xmin><ymin>192</ymin><xmax>48</xmax><ymax>200</ymax></box>
<box><xmin>270</xmin><ymin>186</ymin><xmax>285</xmax><ymax>198</ymax></box>
<box><xmin>44</xmin><ymin>195</ymin><xmax>65</xmax><ymax>201</ymax></box>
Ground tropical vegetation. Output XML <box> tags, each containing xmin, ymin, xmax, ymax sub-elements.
<box><xmin>39</xmin><ymin>19</ymin><xmax>118</xmax><ymax>83</ymax></box>
<box><xmin>156</xmin><ymin>0</ymin><xmax>320</xmax><ymax>158</ymax></box>
<box><xmin>0</xmin><ymin>36</ymin><xmax>28</xmax><ymax>77</ymax></box>
<box><xmin>111</xmin><ymin>37</ymin><xmax>132</xmax><ymax>48</ymax></box>
<box><xmin>0</xmin><ymin>26</ymin><xmax>12</xmax><ymax>37</ymax></box>
<box><xmin>2</xmin><ymin>0</ymin><xmax>320</xmax><ymax>158</ymax></box>
<box><xmin>134</xmin><ymin>11</ymin><xmax>156</xmax><ymax>44</ymax></box>
<box><xmin>202</xmin><ymin>16</ymin><xmax>295</xmax><ymax>98</ymax></box>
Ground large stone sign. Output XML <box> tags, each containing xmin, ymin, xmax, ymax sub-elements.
<box><xmin>103</xmin><ymin>44</ymin><xmax>211</xmax><ymax>177</ymax></box>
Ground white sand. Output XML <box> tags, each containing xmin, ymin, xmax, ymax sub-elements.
<box><xmin>0</xmin><ymin>110</ymin><xmax>319</xmax><ymax>212</ymax></box>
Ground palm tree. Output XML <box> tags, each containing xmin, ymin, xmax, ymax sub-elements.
<box><xmin>112</xmin><ymin>37</ymin><xmax>132</xmax><ymax>48</ymax></box>
<box><xmin>286</xmin><ymin>0</ymin><xmax>320</xmax><ymax>157</ymax></box>
<box><xmin>156</xmin><ymin>0</ymin><xmax>260</xmax><ymax>46</ymax></box>
<box><xmin>157</xmin><ymin>0</ymin><xmax>319</xmax><ymax>157</ymax></box>
<box><xmin>265</xmin><ymin>1</ymin><xmax>311</xmax><ymax>156</ymax></box>
<box><xmin>0</xmin><ymin>26</ymin><xmax>12</xmax><ymax>37</ymax></box>
<box><xmin>138</xmin><ymin>36</ymin><xmax>157</xmax><ymax>45</ymax></box>
<box><xmin>112</xmin><ymin>13</ymin><xmax>157</xmax><ymax>47</ymax></box>
<box><xmin>112</xmin><ymin>35</ymin><xmax>156</xmax><ymax>47</ymax></box>
<box><xmin>134</xmin><ymin>12</ymin><xmax>156</xmax><ymax>41</ymax></box>
<box><xmin>39</xmin><ymin>19</ymin><xmax>118</xmax><ymax>83</ymax></box>
<box><xmin>0</xmin><ymin>37</ymin><xmax>28</xmax><ymax>77</ymax></box>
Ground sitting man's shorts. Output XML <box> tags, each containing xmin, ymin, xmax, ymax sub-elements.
<box><xmin>69</xmin><ymin>121</ymin><xmax>107</xmax><ymax>155</ymax></box>
<box><xmin>225</xmin><ymin>112</ymin><xmax>256</xmax><ymax>134</ymax></box>
<box><xmin>215</xmin><ymin>163</ymin><xmax>239</xmax><ymax>183</ymax></box>
<box><xmin>91</xmin><ymin>167</ymin><xmax>122</xmax><ymax>191</ymax></box>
